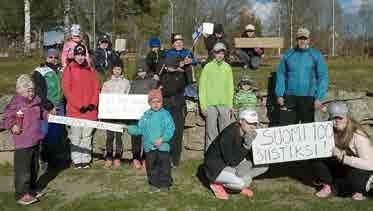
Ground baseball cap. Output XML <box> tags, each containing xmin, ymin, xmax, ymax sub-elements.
<box><xmin>239</xmin><ymin>109</ymin><xmax>259</xmax><ymax>123</ymax></box>
<box><xmin>328</xmin><ymin>102</ymin><xmax>348</xmax><ymax>119</ymax></box>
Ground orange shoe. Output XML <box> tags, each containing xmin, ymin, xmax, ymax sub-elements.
<box><xmin>210</xmin><ymin>183</ymin><xmax>229</xmax><ymax>200</ymax></box>
<box><xmin>240</xmin><ymin>188</ymin><xmax>254</xmax><ymax>198</ymax></box>
<box><xmin>113</xmin><ymin>159</ymin><xmax>121</xmax><ymax>168</ymax></box>
<box><xmin>132</xmin><ymin>159</ymin><xmax>142</xmax><ymax>169</ymax></box>
<box><xmin>104</xmin><ymin>159</ymin><xmax>112</xmax><ymax>168</ymax></box>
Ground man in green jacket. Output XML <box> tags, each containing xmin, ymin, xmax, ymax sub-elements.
<box><xmin>199</xmin><ymin>42</ymin><xmax>234</xmax><ymax>152</ymax></box>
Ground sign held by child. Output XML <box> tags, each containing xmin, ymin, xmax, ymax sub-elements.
<box><xmin>98</xmin><ymin>94</ymin><xmax>150</xmax><ymax>120</ymax></box>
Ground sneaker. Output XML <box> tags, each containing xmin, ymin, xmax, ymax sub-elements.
<box><xmin>81</xmin><ymin>163</ymin><xmax>91</xmax><ymax>169</ymax></box>
<box><xmin>240</xmin><ymin>188</ymin><xmax>254</xmax><ymax>198</ymax></box>
<box><xmin>32</xmin><ymin>189</ymin><xmax>46</xmax><ymax>198</ymax></box>
<box><xmin>73</xmin><ymin>163</ymin><xmax>82</xmax><ymax>170</ymax></box>
<box><xmin>16</xmin><ymin>193</ymin><xmax>38</xmax><ymax>205</ymax></box>
<box><xmin>210</xmin><ymin>183</ymin><xmax>229</xmax><ymax>200</ymax></box>
<box><xmin>104</xmin><ymin>159</ymin><xmax>113</xmax><ymax>168</ymax></box>
<box><xmin>365</xmin><ymin>175</ymin><xmax>373</xmax><ymax>192</ymax></box>
<box><xmin>113</xmin><ymin>159</ymin><xmax>121</xmax><ymax>168</ymax></box>
<box><xmin>352</xmin><ymin>192</ymin><xmax>366</xmax><ymax>201</ymax></box>
<box><xmin>132</xmin><ymin>159</ymin><xmax>142</xmax><ymax>169</ymax></box>
<box><xmin>149</xmin><ymin>186</ymin><xmax>161</xmax><ymax>193</ymax></box>
<box><xmin>315</xmin><ymin>184</ymin><xmax>332</xmax><ymax>198</ymax></box>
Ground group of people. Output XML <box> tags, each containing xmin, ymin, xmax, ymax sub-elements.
<box><xmin>1</xmin><ymin>22</ymin><xmax>373</xmax><ymax>206</ymax></box>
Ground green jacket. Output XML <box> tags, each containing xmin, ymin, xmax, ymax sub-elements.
<box><xmin>233</xmin><ymin>90</ymin><xmax>257</xmax><ymax>112</ymax></box>
<box><xmin>34</xmin><ymin>65</ymin><xmax>63</xmax><ymax>104</ymax></box>
<box><xmin>198</xmin><ymin>59</ymin><xmax>234</xmax><ymax>112</ymax></box>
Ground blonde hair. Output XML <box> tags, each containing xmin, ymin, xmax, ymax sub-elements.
<box><xmin>334</xmin><ymin>117</ymin><xmax>371</xmax><ymax>155</ymax></box>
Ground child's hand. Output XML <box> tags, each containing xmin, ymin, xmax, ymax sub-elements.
<box><xmin>154</xmin><ymin>138</ymin><xmax>163</xmax><ymax>148</ymax></box>
<box><xmin>11</xmin><ymin>125</ymin><xmax>22</xmax><ymax>135</ymax></box>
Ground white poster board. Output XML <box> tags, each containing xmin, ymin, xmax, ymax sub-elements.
<box><xmin>48</xmin><ymin>115</ymin><xmax>126</xmax><ymax>132</ymax></box>
<box><xmin>202</xmin><ymin>23</ymin><xmax>214</xmax><ymax>35</ymax></box>
<box><xmin>252</xmin><ymin>121</ymin><xmax>335</xmax><ymax>165</ymax></box>
<box><xmin>115</xmin><ymin>39</ymin><xmax>127</xmax><ymax>52</ymax></box>
<box><xmin>98</xmin><ymin>94</ymin><xmax>150</xmax><ymax>120</ymax></box>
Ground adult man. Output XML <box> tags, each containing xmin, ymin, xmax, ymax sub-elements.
<box><xmin>32</xmin><ymin>48</ymin><xmax>65</xmax><ymax>169</ymax></box>
<box><xmin>198</xmin><ymin>42</ymin><xmax>234</xmax><ymax>152</ymax></box>
<box><xmin>160</xmin><ymin>34</ymin><xmax>197</xmax><ymax>166</ymax></box>
<box><xmin>203</xmin><ymin>24</ymin><xmax>230</xmax><ymax>61</ymax></box>
<box><xmin>275</xmin><ymin>28</ymin><xmax>329</xmax><ymax>126</ymax></box>
<box><xmin>62</xmin><ymin>43</ymin><xmax>100</xmax><ymax>169</ymax></box>
<box><xmin>236</xmin><ymin>24</ymin><xmax>264</xmax><ymax>70</ymax></box>
<box><xmin>94</xmin><ymin>35</ymin><xmax>119</xmax><ymax>74</ymax></box>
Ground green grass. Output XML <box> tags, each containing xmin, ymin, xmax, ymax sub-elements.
<box><xmin>1</xmin><ymin>56</ymin><xmax>373</xmax><ymax>96</ymax></box>
<box><xmin>1</xmin><ymin>160</ymin><xmax>373</xmax><ymax>211</ymax></box>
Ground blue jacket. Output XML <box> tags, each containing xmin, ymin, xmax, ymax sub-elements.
<box><xmin>164</xmin><ymin>48</ymin><xmax>198</xmax><ymax>65</ymax></box>
<box><xmin>127</xmin><ymin>108</ymin><xmax>175</xmax><ymax>152</ymax></box>
<box><xmin>275</xmin><ymin>48</ymin><xmax>329</xmax><ymax>100</ymax></box>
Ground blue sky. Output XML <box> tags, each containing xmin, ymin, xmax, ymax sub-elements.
<box><xmin>252</xmin><ymin>0</ymin><xmax>362</xmax><ymax>24</ymax></box>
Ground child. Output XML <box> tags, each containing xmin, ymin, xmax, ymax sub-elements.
<box><xmin>233</xmin><ymin>75</ymin><xmax>258</xmax><ymax>115</ymax></box>
<box><xmin>101</xmin><ymin>61</ymin><xmax>131</xmax><ymax>168</ymax></box>
<box><xmin>127</xmin><ymin>89</ymin><xmax>175</xmax><ymax>192</ymax></box>
<box><xmin>1</xmin><ymin>74</ymin><xmax>50</xmax><ymax>205</ymax></box>
<box><xmin>62</xmin><ymin>43</ymin><xmax>100</xmax><ymax>169</ymax></box>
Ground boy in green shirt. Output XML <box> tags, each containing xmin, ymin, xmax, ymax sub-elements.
<box><xmin>198</xmin><ymin>42</ymin><xmax>234</xmax><ymax>152</ymax></box>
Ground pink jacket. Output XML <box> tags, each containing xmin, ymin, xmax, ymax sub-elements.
<box><xmin>342</xmin><ymin>132</ymin><xmax>373</xmax><ymax>171</ymax></box>
<box><xmin>61</xmin><ymin>40</ymin><xmax>91</xmax><ymax>68</ymax></box>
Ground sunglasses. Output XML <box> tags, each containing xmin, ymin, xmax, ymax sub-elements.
<box><xmin>246</xmin><ymin>30</ymin><xmax>255</xmax><ymax>33</ymax></box>
<box><xmin>48</xmin><ymin>56</ymin><xmax>58</xmax><ymax>59</ymax></box>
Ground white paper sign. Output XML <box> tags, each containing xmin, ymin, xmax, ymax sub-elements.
<box><xmin>98</xmin><ymin>94</ymin><xmax>150</xmax><ymax>120</ymax></box>
<box><xmin>115</xmin><ymin>39</ymin><xmax>126</xmax><ymax>52</ymax></box>
<box><xmin>252</xmin><ymin>121</ymin><xmax>335</xmax><ymax>165</ymax></box>
<box><xmin>202</xmin><ymin>23</ymin><xmax>214</xmax><ymax>35</ymax></box>
<box><xmin>48</xmin><ymin>115</ymin><xmax>126</xmax><ymax>132</ymax></box>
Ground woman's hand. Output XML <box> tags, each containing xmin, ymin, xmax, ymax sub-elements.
<box><xmin>332</xmin><ymin>147</ymin><xmax>345</xmax><ymax>162</ymax></box>
<box><xmin>11</xmin><ymin>125</ymin><xmax>22</xmax><ymax>135</ymax></box>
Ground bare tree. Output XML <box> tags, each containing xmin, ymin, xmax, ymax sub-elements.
<box><xmin>64</xmin><ymin>0</ymin><xmax>71</xmax><ymax>40</ymax></box>
<box><xmin>24</xmin><ymin>0</ymin><xmax>31</xmax><ymax>55</ymax></box>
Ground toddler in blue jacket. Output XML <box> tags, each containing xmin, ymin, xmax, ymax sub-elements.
<box><xmin>128</xmin><ymin>88</ymin><xmax>175</xmax><ymax>192</ymax></box>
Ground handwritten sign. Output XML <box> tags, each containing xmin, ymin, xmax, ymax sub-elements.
<box><xmin>202</xmin><ymin>22</ymin><xmax>214</xmax><ymax>35</ymax></box>
<box><xmin>115</xmin><ymin>39</ymin><xmax>126</xmax><ymax>52</ymax></box>
<box><xmin>252</xmin><ymin>121</ymin><xmax>335</xmax><ymax>165</ymax></box>
<box><xmin>98</xmin><ymin>94</ymin><xmax>150</xmax><ymax>120</ymax></box>
<box><xmin>48</xmin><ymin>115</ymin><xmax>126</xmax><ymax>132</ymax></box>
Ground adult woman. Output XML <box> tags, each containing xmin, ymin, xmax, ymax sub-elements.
<box><xmin>313</xmin><ymin>102</ymin><xmax>373</xmax><ymax>200</ymax></box>
<box><xmin>203</xmin><ymin>110</ymin><xmax>268</xmax><ymax>200</ymax></box>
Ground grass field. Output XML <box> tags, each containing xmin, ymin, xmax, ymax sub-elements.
<box><xmin>1</xmin><ymin>56</ymin><xmax>373</xmax><ymax>95</ymax></box>
<box><xmin>1</xmin><ymin>159</ymin><xmax>373</xmax><ymax>211</ymax></box>
<box><xmin>1</xmin><ymin>56</ymin><xmax>373</xmax><ymax>210</ymax></box>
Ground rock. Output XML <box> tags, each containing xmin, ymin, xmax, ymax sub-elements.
<box><xmin>0</xmin><ymin>95</ymin><xmax>13</xmax><ymax>114</ymax></box>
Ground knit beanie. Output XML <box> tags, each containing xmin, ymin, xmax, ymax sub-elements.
<box><xmin>148</xmin><ymin>89</ymin><xmax>163</xmax><ymax>104</ymax></box>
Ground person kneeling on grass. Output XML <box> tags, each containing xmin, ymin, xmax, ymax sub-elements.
<box><xmin>312</xmin><ymin>102</ymin><xmax>373</xmax><ymax>200</ymax></box>
<box><xmin>127</xmin><ymin>88</ymin><xmax>175</xmax><ymax>192</ymax></box>
<box><xmin>202</xmin><ymin>110</ymin><xmax>268</xmax><ymax>200</ymax></box>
